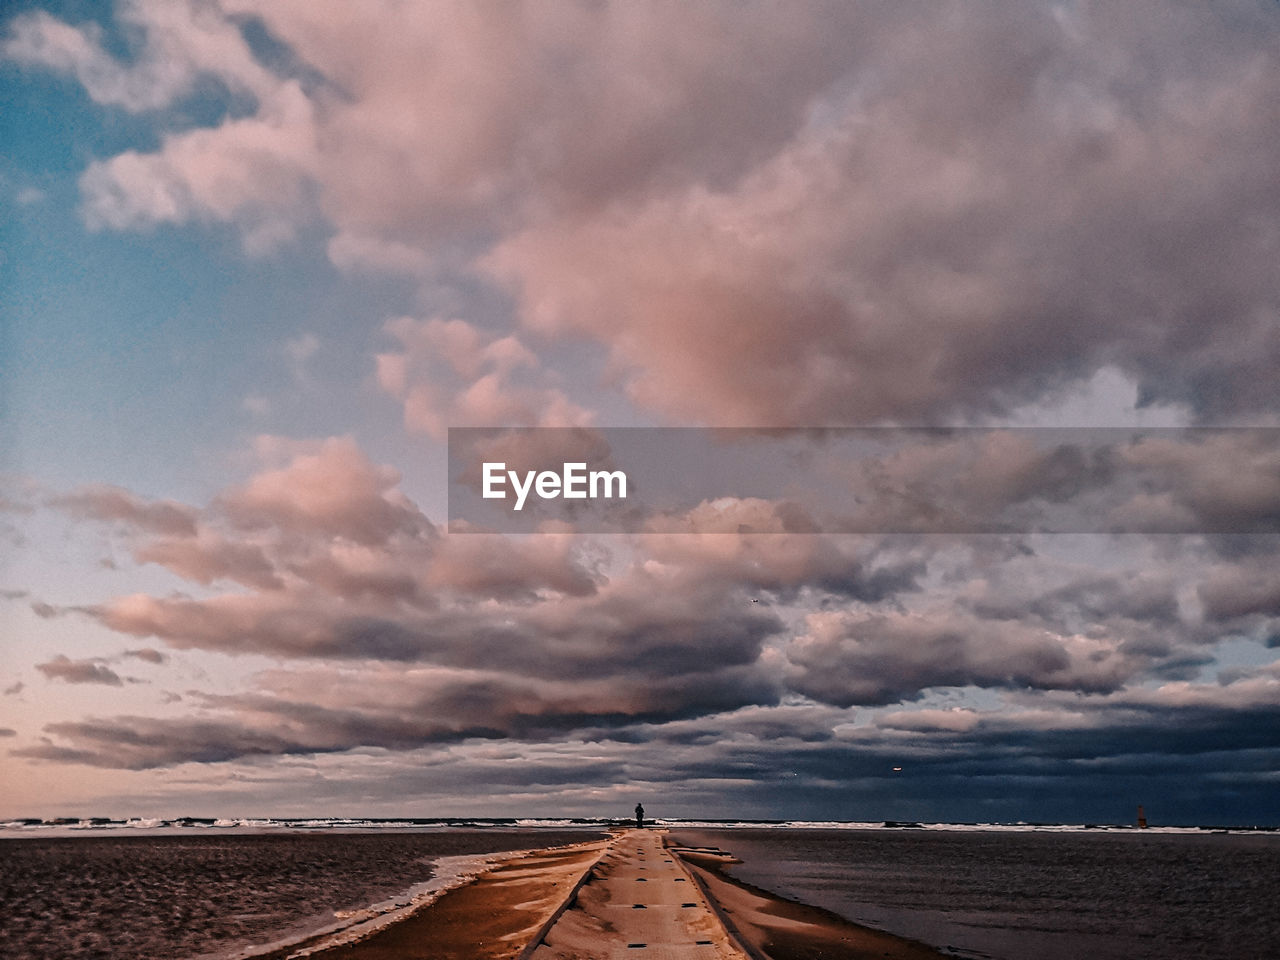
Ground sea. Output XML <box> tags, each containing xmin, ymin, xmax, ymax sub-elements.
<box><xmin>2</xmin><ymin>817</ymin><xmax>1277</xmax><ymax>960</ymax></box>
<box><xmin>672</xmin><ymin>824</ymin><xmax>1280</xmax><ymax>960</ymax></box>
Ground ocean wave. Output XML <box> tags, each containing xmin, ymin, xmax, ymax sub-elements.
<box><xmin>1</xmin><ymin>816</ymin><xmax>1270</xmax><ymax>837</ymax></box>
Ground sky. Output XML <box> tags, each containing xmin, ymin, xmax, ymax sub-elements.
<box><xmin>1</xmin><ymin>0</ymin><xmax>1278</xmax><ymax>825</ymax></box>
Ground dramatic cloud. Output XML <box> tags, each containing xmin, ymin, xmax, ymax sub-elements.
<box><xmin>18</xmin><ymin>674</ymin><xmax>1280</xmax><ymax>826</ymax></box>
<box><xmin>21</xmin><ymin>428</ymin><xmax>1274</xmax><ymax>786</ymax></box>
<box><xmin>5</xmin><ymin>2</ymin><xmax>1280</xmax><ymax>824</ymax></box>
<box><xmin>14</xmin><ymin>646</ymin><xmax>779</xmax><ymax>769</ymax></box>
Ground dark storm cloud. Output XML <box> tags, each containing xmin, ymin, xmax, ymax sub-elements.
<box><xmin>1031</xmin><ymin>576</ymin><xmax>1181</xmax><ymax>627</ymax></box>
<box><xmin>963</xmin><ymin>569</ymin><xmax>1190</xmax><ymax>669</ymax></box>
<box><xmin>123</xmin><ymin>648</ymin><xmax>167</xmax><ymax>665</ymax></box>
<box><xmin>594</xmin><ymin>689</ymin><xmax>1280</xmax><ymax>822</ymax></box>
<box><xmin>13</xmin><ymin>658</ymin><xmax>779</xmax><ymax>770</ymax></box>
<box><xmin>85</xmin><ymin>579</ymin><xmax>783</xmax><ymax>678</ymax></box>
<box><xmin>785</xmin><ymin>611</ymin><xmax>1137</xmax><ymax>707</ymax></box>
<box><xmin>810</xmin><ymin>559</ymin><xmax>927</xmax><ymax>604</ymax></box>
<box><xmin>13</xmin><ymin>661</ymin><xmax>1279</xmax><ymax>825</ymax></box>
<box><xmin>1198</xmin><ymin>568</ymin><xmax>1280</xmax><ymax>622</ymax></box>
<box><xmin>15</xmin><ymin>717</ymin><xmax>326</xmax><ymax>770</ymax></box>
<box><xmin>1200</xmin><ymin>534</ymin><xmax>1280</xmax><ymax>561</ymax></box>
<box><xmin>35</xmin><ymin>656</ymin><xmax>123</xmax><ymax>687</ymax></box>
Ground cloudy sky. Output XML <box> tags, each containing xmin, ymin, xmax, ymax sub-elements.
<box><xmin>2</xmin><ymin>0</ymin><xmax>1278</xmax><ymax>825</ymax></box>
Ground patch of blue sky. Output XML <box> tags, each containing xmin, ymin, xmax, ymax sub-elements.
<box><xmin>4</xmin><ymin>178</ymin><xmax>417</xmax><ymax>496</ymax></box>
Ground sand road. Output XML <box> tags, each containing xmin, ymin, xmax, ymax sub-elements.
<box><xmin>526</xmin><ymin>829</ymin><xmax>750</xmax><ymax>960</ymax></box>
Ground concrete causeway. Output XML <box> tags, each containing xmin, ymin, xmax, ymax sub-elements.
<box><xmin>525</xmin><ymin>829</ymin><xmax>752</xmax><ymax>960</ymax></box>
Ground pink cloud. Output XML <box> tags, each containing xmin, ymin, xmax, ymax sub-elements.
<box><xmin>52</xmin><ymin>484</ymin><xmax>198</xmax><ymax>537</ymax></box>
<box><xmin>221</xmin><ymin>436</ymin><xmax>423</xmax><ymax>545</ymax></box>
<box><xmin>133</xmin><ymin>532</ymin><xmax>282</xmax><ymax>590</ymax></box>
<box><xmin>877</xmin><ymin>708</ymin><xmax>982</xmax><ymax>734</ymax></box>
<box><xmin>377</xmin><ymin>317</ymin><xmax>591</xmax><ymax>439</ymax></box>
<box><xmin>17</xmin><ymin>1</ymin><xmax>1280</xmax><ymax>424</ymax></box>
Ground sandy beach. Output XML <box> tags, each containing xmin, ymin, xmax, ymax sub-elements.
<box><xmin>256</xmin><ymin>830</ymin><xmax>947</xmax><ymax>960</ymax></box>
<box><xmin>248</xmin><ymin>838</ymin><xmax>610</xmax><ymax>960</ymax></box>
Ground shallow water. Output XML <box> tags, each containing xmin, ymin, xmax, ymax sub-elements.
<box><xmin>671</xmin><ymin>827</ymin><xmax>1280</xmax><ymax>960</ymax></box>
<box><xmin>0</xmin><ymin>828</ymin><xmax>602</xmax><ymax>960</ymax></box>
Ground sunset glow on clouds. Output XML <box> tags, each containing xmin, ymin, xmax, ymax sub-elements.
<box><xmin>2</xmin><ymin>0</ymin><xmax>1278</xmax><ymax>823</ymax></box>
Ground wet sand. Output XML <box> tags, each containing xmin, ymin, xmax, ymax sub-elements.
<box><xmin>251</xmin><ymin>831</ymin><xmax>946</xmax><ymax>960</ymax></box>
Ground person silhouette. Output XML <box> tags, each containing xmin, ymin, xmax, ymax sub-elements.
<box><xmin>635</xmin><ymin>802</ymin><xmax>645</xmax><ymax>829</ymax></box>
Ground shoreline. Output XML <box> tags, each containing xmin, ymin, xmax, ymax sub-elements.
<box><xmin>237</xmin><ymin>830</ymin><xmax>950</xmax><ymax>960</ymax></box>
<box><xmin>242</xmin><ymin>837</ymin><xmax>610</xmax><ymax>960</ymax></box>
